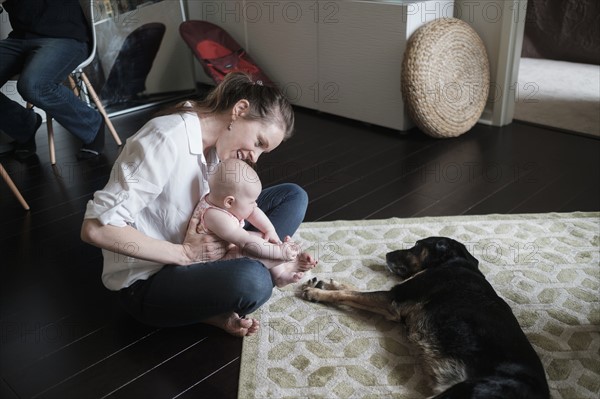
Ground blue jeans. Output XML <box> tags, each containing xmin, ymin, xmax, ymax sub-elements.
<box><xmin>0</xmin><ymin>37</ymin><xmax>102</xmax><ymax>144</ymax></box>
<box><xmin>119</xmin><ymin>183</ymin><xmax>309</xmax><ymax>328</ymax></box>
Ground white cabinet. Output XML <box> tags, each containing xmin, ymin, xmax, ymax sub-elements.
<box><xmin>187</xmin><ymin>0</ymin><xmax>454</xmax><ymax>131</ymax></box>
<box><xmin>319</xmin><ymin>1</ymin><xmax>453</xmax><ymax>130</ymax></box>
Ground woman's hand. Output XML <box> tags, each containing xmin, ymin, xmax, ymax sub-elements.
<box><xmin>182</xmin><ymin>209</ymin><xmax>228</xmax><ymax>264</ymax></box>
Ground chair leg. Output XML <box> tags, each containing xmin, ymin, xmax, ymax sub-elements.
<box><xmin>0</xmin><ymin>163</ymin><xmax>30</xmax><ymax>211</ymax></box>
<box><xmin>47</xmin><ymin>113</ymin><xmax>56</xmax><ymax>165</ymax></box>
<box><xmin>45</xmin><ymin>74</ymin><xmax>95</xmax><ymax>164</ymax></box>
<box><xmin>27</xmin><ymin>103</ymin><xmax>56</xmax><ymax>165</ymax></box>
<box><xmin>25</xmin><ymin>73</ymin><xmax>123</xmax><ymax>165</ymax></box>
<box><xmin>79</xmin><ymin>72</ymin><xmax>123</xmax><ymax>146</ymax></box>
<box><xmin>68</xmin><ymin>75</ymin><xmax>80</xmax><ymax>97</ymax></box>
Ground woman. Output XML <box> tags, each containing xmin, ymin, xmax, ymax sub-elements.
<box><xmin>81</xmin><ymin>72</ymin><xmax>315</xmax><ymax>337</ymax></box>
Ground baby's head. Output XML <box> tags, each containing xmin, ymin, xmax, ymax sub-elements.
<box><xmin>207</xmin><ymin>159</ymin><xmax>262</xmax><ymax>219</ymax></box>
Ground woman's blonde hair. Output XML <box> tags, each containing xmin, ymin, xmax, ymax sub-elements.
<box><xmin>160</xmin><ymin>72</ymin><xmax>294</xmax><ymax>140</ymax></box>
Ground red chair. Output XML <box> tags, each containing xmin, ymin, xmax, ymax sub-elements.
<box><xmin>179</xmin><ymin>20</ymin><xmax>273</xmax><ymax>86</ymax></box>
<box><xmin>99</xmin><ymin>23</ymin><xmax>166</xmax><ymax>106</ymax></box>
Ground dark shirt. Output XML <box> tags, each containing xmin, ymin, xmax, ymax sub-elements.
<box><xmin>4</xmin><ymin>0</ymin><xmax>90</xmax><ymax>42</ymax></box>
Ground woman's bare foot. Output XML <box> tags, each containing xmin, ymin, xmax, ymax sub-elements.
<box><xmin>297</xmin><ymin>252</ymin><xmax>318</xmax><ymax>271</ymax></box>
<box><xmin>202</xmin><ymin>312</ymin><xmax>260</xmax><ymax>337</ymax></box>
<box><xmin>269</xmin><ymin>252</ymin><xmax>318</xmax><ymax>287</ymax></box>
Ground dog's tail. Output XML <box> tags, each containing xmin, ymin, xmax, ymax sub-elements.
<box><xmin>432</xmin><ymin>365</ymin><xmax>549</xmax><ymax>399</ymax></box>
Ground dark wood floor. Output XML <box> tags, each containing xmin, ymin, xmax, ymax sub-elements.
<box><xmin>1</xmin><ymin>101</ymin><xmax>598</xmax><ymax>399</ymax></box>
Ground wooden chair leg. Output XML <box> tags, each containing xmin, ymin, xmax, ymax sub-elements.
<box><xmin>68</xmin><ymin>75</ymin><xmax>80</xmax><ymax>97</ymax></box>
<box><xmin>79</xmin><ymin>72</ymin><xmax>122</xmax><ymax>146</ymax></box>
<box><xmin>47</xmin><ymin>113</ymin><xmax>56</xmax><ymax>165</ymax></box>
<box><xmin>27</xmin><ymin>103</ymin><xmax>56</xmax><ymax>165</ymax></box>
<box><xmin>24</xmin><ymin>73</ymin><xmax>123</xmax><ymax>166</ymax></box>
<box><xmin>0</xmin><ymin>163</ymin><xmax>30</xmax><ymax>211</ymax></box>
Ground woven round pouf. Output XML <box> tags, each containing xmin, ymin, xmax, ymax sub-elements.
<box><xmin>401</xmin><ymin>18</ymin><xmax>490</xmax><ymax>138</ymax></box>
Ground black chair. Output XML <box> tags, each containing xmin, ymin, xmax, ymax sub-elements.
<box><xmin>99</xmin><ymin>23</ymin><xmax>166</xmax><ymax>106</ymax></box>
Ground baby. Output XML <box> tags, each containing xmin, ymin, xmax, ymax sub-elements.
<box><xmin>194</xmin><ymin>158</ymin><xmax>316</xmax><ymax>286</ymax></box>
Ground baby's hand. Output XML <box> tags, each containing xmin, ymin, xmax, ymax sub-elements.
<box><xmin>263</xmin><ymin>229</ymin><xmax>281</xmax><ymax>244</ymax></box>
<box><xmin>281</xmin><ymin>240</ymin><xmax>300</xmax><ymax>261</ymax></box>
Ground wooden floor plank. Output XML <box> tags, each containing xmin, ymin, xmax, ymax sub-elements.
<box><xmin>6</xmin><ymin>313</ymin><xmax>154</xmax><ymax>398</ymax></box>
<box><xmin>0</xmin><ymin>377</ymin><xmax>19</xmax><ymax>399</ymax></box>
<box><xmin>170</xmin><ymin>357</ymin><xmax>241</xmax><ymax>399</ymax></box>
<box><xmin>34</xmin><ymin>327</ymin><xmax>208</xmax><ymax>398</ymax></box>
<box><xmin>106</xmin><ymin>335</ymin><xmax>242</xmax><ymax>399</ymax></box>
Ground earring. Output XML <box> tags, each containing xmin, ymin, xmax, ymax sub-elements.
<box><xmin>227</xmin><ymin>120</ymin><xmax>234</xmax><ymax>131</ymax></box>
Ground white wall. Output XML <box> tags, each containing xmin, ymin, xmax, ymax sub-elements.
<box><xmin>454</xmin><ymin>0</ymin><xmax>527</xmax><ymax>126</ymax></box>
<box><xmin>185</xmin><ymin>0</ymin><xmax>526</xmax><ymax>128</ymax></box>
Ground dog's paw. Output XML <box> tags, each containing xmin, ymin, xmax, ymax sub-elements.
<box><xmin>323</xmin><ymin>279</ymin><xmax>349</xmax><ymax>291</ymax></box>
<box><xmin>301</xmin><ymin>277</ymin><xmax>323</xmax><ymax>290</ymax></box>
<box><xmin>301</xmin><ymin>277</ymin><xmax>348</xmax><ymax>291</ymax></box>
<box><xmin>301</xmin><ymin>277</ymin><xmax>323</xmax><ymax>302</ymax></box>
<box><xmin>302</xmin><ymin>287</ymin><xmax>318</xmax><ymax>302</ymax></box>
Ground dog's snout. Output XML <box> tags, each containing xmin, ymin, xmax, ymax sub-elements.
<box><xmin>385</xmin><ymin>251</ymin><xmax>398</xmax><ymax>263</ymax></box>
<box><xmin>386</xmin><ymin>250</ymin><xmax>409</xmax><ymax>277</ymax></box>
<box><xmin>385</xmin><ymin>250</ymin><xmax>401</xmax><ymax>267</ymax></box>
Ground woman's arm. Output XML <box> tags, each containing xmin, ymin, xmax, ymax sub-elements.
<box><xmin>81</xmin><ymin>214</ymin><xmax>227</xmax><ymax>266</ymax></box>
<box><xmin>81</xmin><ymin>117</ymin><xmax>229</xmax><ymax>266</ymax></box>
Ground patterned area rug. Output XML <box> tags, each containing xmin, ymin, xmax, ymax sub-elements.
<box><xmin>238</xmin><ymin>213</ymin><xmax>600</xmax><ymax>399</ymax></box>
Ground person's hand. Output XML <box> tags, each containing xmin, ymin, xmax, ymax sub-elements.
<box><xmin>263</xmin><ymin>229</ymin><xmax>282</xmax><ymax>244</ymax></box>
<box><xmin>182</xmin><ymin>208</ymin><xmax>228</xmax><ymax>264</ymax></box>
<box><xmin>281</xmin><ymin>236</ymin><xmax>301</xmax><ymax>261</ymax></box>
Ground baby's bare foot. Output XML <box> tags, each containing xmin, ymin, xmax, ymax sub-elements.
<box><xmin>202</xmin><ymin>312</ymin><xmax>260</xmax><ymax>337</ymax></box>
<box><xmin>269</xmin><ymin>262</ymin><xmax>304</xmax><ymax>287</ymax></box>
<box><xmin>269</xmin><ymin>253</ymin><xmax>318</xmax><ymax>287</ymax></box>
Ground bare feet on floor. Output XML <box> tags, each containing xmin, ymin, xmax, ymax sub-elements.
<box><xmin>202</xmin><ymin>312</ymin><xmax>260</xmax><ymax>337</ymax></box>
<box><xmin>269</xmin><ymin>252</ymin><xmax>318</xmax><ymax>287</ymax></box>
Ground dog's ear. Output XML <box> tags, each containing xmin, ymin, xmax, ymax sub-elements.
<box><xmin>455</xmin><ymin>241</ymin><xmax>479</xmax><ymax>268</ymax></box>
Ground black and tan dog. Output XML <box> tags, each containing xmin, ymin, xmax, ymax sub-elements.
<box><xmin>301</xmin><ymin>236</ymin><xmax>549</xmax><ymax>399</ymax></box>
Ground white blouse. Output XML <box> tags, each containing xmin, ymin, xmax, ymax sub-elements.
<box><xmin>84</xmin><ymin>111</ymin><xmax>218</xmax><ymax>290</ymax></box>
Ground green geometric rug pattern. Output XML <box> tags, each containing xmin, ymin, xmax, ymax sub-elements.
<box><xmin>239</xmin><ymin>212</ymin><xmax>600</xmax><ymax>399</ymax></box>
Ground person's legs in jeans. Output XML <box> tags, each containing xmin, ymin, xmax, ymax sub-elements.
<box><xmin>120</xmin><ymin>258</ymin><xmax>274</xmax><ymax>333</ymax></box>
<box><xmin>251</xmin><ymin>183</ymin><xmax>309</xmax><ymax>238</ymax></box>
<box><xmin>18</xmin><ymin>37</ymin><xmax>102</xmax><ymax>144</ymax></box>
<box><xmin>119</xmin><ymin>183</ymin><xmax>309</xmax><ymax>335</ymax></box>
<box><xmin>0</xmin><ymin>38</ymin><xmax>42</xmax><ymax>144</ymax></box>
<box><xmin>249</xmin><ymin>182</ymin><xmax>313</xmax><ymax>285</ymax></box>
